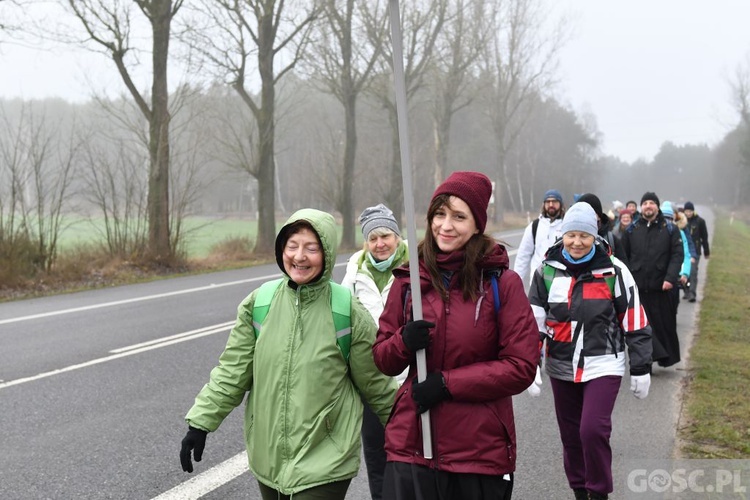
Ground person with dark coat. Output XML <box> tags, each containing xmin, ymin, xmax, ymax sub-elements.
<box><xmin>621</xmin><ymin>192</ymin><xmax>684</xmax><ymax>368</ymax></box>
<box><xmin>575</xmin><ymin>193</ymin><xmax>628</xmax><ymax>265</ymax></box>
<box><xmin>683</xmin><ymin>201</ymin><xmax>710</xmax><ymax>302</ymax></box>
<box><xmin>625</xmin><ymin>200</ymin><xmax>640</xmax><ymax>222</ymax></box>
<box><xmin>373</xmin><ymin>171</ymin><xmax>539</xmax><ymax>500</ymax></box>
<box><xmin>527</xmin><ymin>202</ymin><xmax>652</xmax><ymax>500</ymax></box>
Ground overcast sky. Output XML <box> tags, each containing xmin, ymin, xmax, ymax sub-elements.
<box><xmin>2</xmin><ymin>1</ymin><xmax>750</xmax><ymax>163</ymax></box>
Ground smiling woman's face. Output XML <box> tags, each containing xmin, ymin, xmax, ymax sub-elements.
<box><xmin>282</xmin><ymin>228</ymin><xmax>323</xmax><ymax>284</ymax></box>
<box><xmin>431</xmin><ymin>196</ymin><xmax>478</xmax><ymax>253</ymax></box>
<box><xmin>562</xmin><ymin>231</ymin><xmax>595</xmax><ymax>259</ymax></box>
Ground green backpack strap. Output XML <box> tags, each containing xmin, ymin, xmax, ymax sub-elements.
<box><xmin>543</xmin><ymin>263</ymin><xmax>556</xmax><ymax>293</ymax></box>
<box><xmin>604</xmin><ymin>256</ymin><xmax>617</xmax><ymax>297</ymax></box>
<box><xmin>252</xmin><ymin>279</ymin><xmax>352</xmax><ymax>364</ymax></box>
<box><xmin>252</xmin><ymin>278</ymin><xmax>284</xmax><ymax>337</ymax></box>
<box><xmin>330</xmin><ymin>282</ymin><xmax>352</xmax><ymax>363</ymax></box>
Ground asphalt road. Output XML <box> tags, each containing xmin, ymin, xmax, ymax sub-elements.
<box><xmin>0</xmin><ymin>210</ymin><xmax>712</xmax><ymax>499</ymax></box>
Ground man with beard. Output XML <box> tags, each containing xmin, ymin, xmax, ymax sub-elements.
<box><xmin>515</xmin><ymin>189</ymin><xmax>566</xmax><ymax>290</ymax></box>
<box><xmin>621</xmin><ymin>192</ymin><xmax>684</xmax><ymax>368</ymax></box>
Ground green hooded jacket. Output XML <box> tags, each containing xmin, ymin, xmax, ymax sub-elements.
<box><xmin>185</xmin><ymin>209</ymin><xmax>397</xmax><ymax>494</ymax></box>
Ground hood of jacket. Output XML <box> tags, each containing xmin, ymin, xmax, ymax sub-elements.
<box><xmin>275</xmin><ymin>208</ymin><xmax>338</xmax><ymax>285</ymax></box>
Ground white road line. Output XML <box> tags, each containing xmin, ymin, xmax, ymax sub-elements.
<box><xmin>0</xmin><ymin>323</ymin><xmax>232</xmax><ymax>390</ymax></box>
<box><xmin>0</xmin><ymin>262</ymin><xmax>346</xmax><ymax>326</ymax></box>
<box><xmin>0</xmin><ymin>276</ymin><xmax>269</xmax><ymax>326</ymax></box>
<box><xmin>151</xmin><ymin>452</ymin><xmax>248</xmax><ymax>500</ymax></box>
<box><xmin>109</xmin><ymin>321</ymin><xmax>236</xmax><ymax>353</ymax></box>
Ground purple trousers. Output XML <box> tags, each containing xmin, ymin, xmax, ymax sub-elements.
<box><xmin>549</xmin><ymin>375</ymin><xmax>621</xmax><ymax>496</ymax></box>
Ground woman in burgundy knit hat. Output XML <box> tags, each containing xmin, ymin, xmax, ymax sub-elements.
<box><xmin>373</xmin><ymin>171</ymin><xmax>539</xmax><ymax>500</ymax></box>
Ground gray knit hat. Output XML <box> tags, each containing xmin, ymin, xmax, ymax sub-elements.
<box><xmin>359</xmin><ymin>203</ymin><xmax>400</xmax><ymax>239</ymax></box>
<box><xmin>561</xmin><ymin>202</ymin><xmax>598</xmax><ymax>236</ymax></box>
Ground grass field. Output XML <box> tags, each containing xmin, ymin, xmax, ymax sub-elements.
<box><xmin>56</xmin><ymin>215</ymin><xmax>434</xmax><ymax>258</ymax></box>
<box><xmin>678</xmin><ymin>215</ymin><xmax>750</xmax><ymax>458</ymax></box>
<box><xmin>57</xmin><ymin>216</ymin><xmax>263</xmax><ymax>258</ymax></box>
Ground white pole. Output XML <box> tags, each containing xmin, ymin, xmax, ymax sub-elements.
<box><xmin>388</xmin><ymin>0</ymin><xmax>432</xmax><ymax>459</ymax></box>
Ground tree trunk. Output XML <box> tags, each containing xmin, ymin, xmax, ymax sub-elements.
<box><xmin>433</xmin><ymin>109</ymin><xmax>450</xmax><ymax>189</ymax></box>
<box><xmin>253</xmin><ymin>11</ymin><xmax>277</xmax><ymax>255</ymax></box>
<box><xmin>147</xmin><ymin>0</ymin><xmax>172</xmax><ymax>261</ymax></box>
<box><xmin>493</xmin><ymin>138</ymin><xmax>507</xmax><ymax>224</ymax></box>
<box><xmin>387</xmin><ymin>112</ymin><xmax>404</xmax><ymax>228</ymax></box>
<box><xmin>340</xmin><ymin>92</ymin><xmax>357</xmax><ymax>249</ymax></box>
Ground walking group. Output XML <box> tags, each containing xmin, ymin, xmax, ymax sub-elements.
<box><xmin>177</xmin><ymin>171</ymin><xmax>709</xmax><ymax>500</ymax></box>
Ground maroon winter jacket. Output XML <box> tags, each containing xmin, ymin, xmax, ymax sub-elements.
<box><xmin>373</xmin><ymin>243</ymin><xmax>539</xmax><ymax>475</ymax></box>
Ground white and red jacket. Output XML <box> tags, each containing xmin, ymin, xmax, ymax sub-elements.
<box><xmin>528</xmin><ymin>239</ymin><xmax>652</xmax><ymax>382</ymax></box>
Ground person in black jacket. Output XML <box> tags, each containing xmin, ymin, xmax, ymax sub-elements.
<box><xmin>683</xmin><ymin>201</ymin><xmax>710</xmax><ymax>302</ymax></box>
<box><xmin>621</xmin><ymin>192</ymin><xmax>684</xmax><ymax>368</ymax></box>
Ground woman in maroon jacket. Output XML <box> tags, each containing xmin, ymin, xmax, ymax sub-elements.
<box><xmin>373</xmin><ymin>171</ymin><xmax>539</xmax><ymax>500</ymax></box>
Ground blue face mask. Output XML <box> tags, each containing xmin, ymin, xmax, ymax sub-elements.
<box><xmin>562</xmin><ymin>245</ymin><xmax>596</xmax><ymax>264</ymax></box>
<box><xmin>368</xmin><ymin>250</ymin><xmax>396</xmax><ymax>272</ymax></box>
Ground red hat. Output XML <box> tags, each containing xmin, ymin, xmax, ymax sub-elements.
<box><xmin>432</xmin><ymin>171</ymin><xmax>493</xmax><ymax>232</ymax></box>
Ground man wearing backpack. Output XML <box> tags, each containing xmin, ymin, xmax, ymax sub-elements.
<box><xmin>683</xmin><ymin>201</ymin><xmax>710</xmax><ymax>302</ymax></box>
<box><xmin>621</xmin><ymin>192</ymin><xmax>684</xmax><ymax>368</ymax></box>
<box><xmin>179</xmin><ymin>208</ymin><xmax>398</xmax><ymax>500</ymax></box>
<box><xmin>514</xmin><ymin>189</ymin><xmax>566</xmax><ymax>290</ymax></box>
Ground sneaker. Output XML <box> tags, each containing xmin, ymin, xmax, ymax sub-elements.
<box><xmin>689</xmin><ymin>296</ymin><xmax>696</xmax><ymax>303</ymax></box>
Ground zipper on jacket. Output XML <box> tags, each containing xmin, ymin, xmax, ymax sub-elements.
<box><xmin>280</xmin><ymin>286</ymin><xmax>302</xmax><ymax>464</ymax></box>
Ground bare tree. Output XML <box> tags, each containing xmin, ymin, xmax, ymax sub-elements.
<box><xmin>729</xmin><ymin>54</ymin><xmax>750</xmax><ymax>203</ymax></box>
<box><xmin>81</xmin><ymin>136</ymin><xmax>149</xmax><ymax>258</ymax></box>
<box><xmin>0</xmin><ymin>0</ymin><xmax>24</xmax><ymax>37</ymax></box>
<box><xmin>305</xmin><ymin>0</ymin><xmax>388</xmax><ymax>248</ymax></box>
<box><xmin>731</xmin><ymin>56</ymin><xmax>750</xmax><ymax>128</ymax></box>
<box><xmin>367</xmin><ymin>0</ymin><xmax>447</xmax><ymax>225</ymax></box>
<box><xmin>60</xmin><ymin>0</ymin><xmax>184</xmax><ymax>261</ymax></box>
<box><xmin>0</xmin><ymin>102</ymin><xmax>80</xmax><ymax>272</ymax></box>
<box><xmin>429</xmin><ymin>0</ymin><xmax>493</xmax><ymax>188</ymax></box>
<box><xmin>482</xmin><ymin>0</ymin><xmax>567</xmax><ymax>222</ymax></box>
<box><xmin>181</xmin><ymin>0</ymin><xmax>319</xmax><ymax>254</ymax></box>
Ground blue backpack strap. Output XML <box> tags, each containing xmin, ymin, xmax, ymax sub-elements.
<box><xmin>490</xmin><ymin>272</ymin><xmax>501</xmax><ymax>315</ymax></box>
<box><xmin>330</xmin><ymin>282</ymin><xmax>352</xmax><ymax>363</ymax></box>
<box><xmin>252</xmin><ymin>278</ymin><xmax>284</xmax><ymax>338</ymax></box>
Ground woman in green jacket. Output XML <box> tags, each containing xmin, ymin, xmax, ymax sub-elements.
<box><xmin>180</xmin><ymin>208</ymin><xmax>397</xmax><ymax>500</ymax></box>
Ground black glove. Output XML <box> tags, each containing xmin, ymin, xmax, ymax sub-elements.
<box><xmin>412</xmin><ymin>372</ymin><xmax>451</xmax><ymax>413</ymax></box>
<box><xmin>401</xmin><ymin>319</ymin><xmax>434</xmax><ymax>352</ymax></box>
<box><xmin>180</xmin><ymin>426</ymin><xmax>207</xmax><ymax>473</ymax></box>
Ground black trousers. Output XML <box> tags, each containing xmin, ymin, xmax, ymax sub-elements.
<box><xmin>641</xmin><ymin>289</ymin><xmax>680</xmax><ymax>367</ymax></box>
<box><xmin>257</xmin><ymin>479</ymin><xmax>351</xmax><ymax>500</ymax></box>
<box><xmin>361</xmin><ymin>400</ymin><xmax>387</xmax><ymax>500</ymax></box>
<box><xmin>382</xmin><ymin>461</ymin><xmax>513</xmax><ymax>500</ymax></box>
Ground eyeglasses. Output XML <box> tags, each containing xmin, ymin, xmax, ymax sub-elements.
<box><xmin>544</xmin><ymin>199</ymin><xmax>560</xmax><ymax>204</ymax></box>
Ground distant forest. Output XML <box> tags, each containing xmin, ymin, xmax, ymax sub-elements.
<box><xmin>2</xmin><ymin>79</ymin><xmax>746</xmax><ymax>219</ymax></box>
